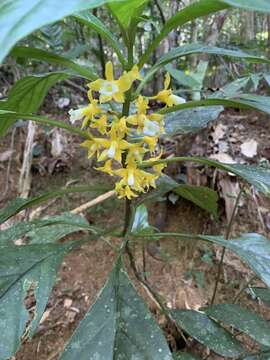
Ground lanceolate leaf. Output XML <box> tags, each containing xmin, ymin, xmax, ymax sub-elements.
<box><xmin>170</xmin><ymin>309</ymin><xmax>244</xmax><ymax>358</ymax></box>
<box><xmin>205</xmin><ymin>304</ymin><xmax>270</xmax><ymax>347</ymax></box>
<box><xmin>60</xmin><ymin>261</ymin><xmax>172</xmax><ymax>359</ymax></box>
<box><xmin>139</xmin><ymin>0</ymin><xmax>230</xmax><ymax>67</ymax></box>
<box><xmin>0</xmin><ymin>72</ymin><xmax>70</xmax><ymax>138</ymax></box>
<box><xmin>0</xmin><ymin>213</ymin><xmax>98</xmax><ymax>246</ymax></box>
<box><xmin>0</xmin><ymin>0</ymin><xmax>125</xmax><ymax>64</ymax></box>
<box><xmin>158</xmin><ymin>95</ymin><xmax>270</xmax><ymax>118</ymax></box>
<box><xmin>164</xmin><ymin>106</ymin><xmax>224</xmax><ymax>135</ymax></box>
<box><xmin>10</xmin><ymin>46</ymin><xmax>97</xmax><ymax>80</ymax></box>
<box><xmin>140</xmin><ymin>44</ymin><xmax>270</xmax><ymax>87</ymax></box>
<box><xmin>0</xmin><ymin>185</ymin><xmax>110</xmax><ymax>225</ymax></box>
<box><xmin>107</xmin><ymin>0</ymin><xmax>149</xmax><ymax>29</ymax></box>
<box><xmin>173</xmin><ymin>353</ymin><xmax>201</xmax><ymax>360</ymax></box>
<box><xmin>251</xmin><ymin>287</ymin><xmax>270</xmax><ymax>307</ymax></box>
<box><xmin>74</xmin><ymin>12</ymin><xmax>126</xmax><ymax>65</ymax></box>
<box><xmin>174</xmin><ymin>185</ymin><xmax>218</xmax><ymax>217</ymax></box>
<box><xmin>0</xmin><ymin>110</ymin><xmax>89</xmax><ymax>139</ymax></box>
<box><xmin>201</xmin><ymin>233</ymin><xmax>270</xmax><ymax>288</ymax></box>
<box><xmin>143</xmin><ymin>157</ymin><xmax>270</xmax><ymax>195</ymax></box>
<box><xmin>0</xmin><ymin>241</ymin><xmax>76</xmax><ymax>359</ymax></box>
<box><xmin>219</xmin><ymin>0</ymin><xmax>270</xmax><ymax>13</ymax></box>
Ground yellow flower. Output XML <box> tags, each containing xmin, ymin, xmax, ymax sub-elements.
<box><xmin>90</xmin><ymin>114</ymin><xmax>108</xmax><ymax>135</ymax></box>
<box><xmin>80</xmin><ymin>138</ymin><xmax>104</xmax><ymax>159</ymax></box>
<box><xmin>143</xmin><ymin>136</ymin><xmax>157</xmax><ymax>152</ymax></box>
<box><xmin>110</xmin><ymin>116</ymin><xmax>129</xmax><ymax>138</ymax></box>
<box><xmin>126</xmin><ymin>143</ymin><xmax>146</xmax><ymax>164</ymax></box>
<box><xmin>152</xmin><ymin>73</ymin><xmax>186</xmax><ymax>107</ymax></box>
<box><xmin>95</xmin><ymin>160</ymin><xmax>114</xmax><ymax>176</ymax></box>
<box><xmin>68</xmin><ymin>99</ymin><xmax>102</xmax><ymax>127</ymax></box>
<box><xmin>89</xmin><ymin>62</ymin><xmax>133</xmax><ymax>103</ymax></box>
<box><xmin>153</xmin><ymin>163</ymin><xmax>166</xmax><ymax>176</ymax></box>
<box><xmin>97</xmin><ymin>130</ymin><xmax>129</xmax><ymax>163</ymax></box>
<box><xmin>115</xmin><ymin>183</ymin><xmax>138</xmax><ymax>200</ymax></box>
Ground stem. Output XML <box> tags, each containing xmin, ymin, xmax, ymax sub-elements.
<box><xmin>210</xmin><ymin>188</ymin><xmax>244</xmax><ymax>305</ymax></box>
<box><xmin>233</xmin><ymin>274</ymin><xmax>257</xmax><ymax>303</ymax></box>
<box><xmin>154</xmin><ymin>0</ymin><xmax>166</xmax><ymax>25</ymax></box>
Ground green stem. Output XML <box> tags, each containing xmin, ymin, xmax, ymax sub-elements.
<box><xmin>210</xmin><ymin>188</ymin><xmax>244</xmax><ymax>305</ymax></box>
<box><xmin>232</xmin><ymin>274</ymin><xmax>257</xmax><ymax>304</ymax></box>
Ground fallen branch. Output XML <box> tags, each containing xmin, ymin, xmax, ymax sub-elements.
<box><xmin>70</xmin><ymin>190</ymin><xmax>116</xmax><ymax>214</ymax></box>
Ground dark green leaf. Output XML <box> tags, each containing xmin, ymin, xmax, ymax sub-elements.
<box><xmin>0</xmin><ymin>0</ymin><xmax>125</xmax><ymax>64</ymax></box>
<box><xmin>0</xmin><ymin>241</ymin><xmax>76</xmax><ymax>358</ymax></box>
<box><xmin>143</xmin><ymin>157</ymin><xmax>270</xmax><ymax>195</ymax></box>
<box><xmin>0</xmin><ymin>110</ymin><xmax>89</xmax><ymax>139</ymax></box>
<box><xmin>0</xmin><ymin>213</ymin><xmax>101</xmax><ymax>245</ymax></box>
<box><xmin>0</xmin><ymin>185</ymin><xmax>110</xmax><ymax>225</ymax></box>
<box><xmin>164</xmin><ymin>106</ymin><xmax>223</xmax><ymax>135</ymax></box>
<box><xmin>74</xmin><ymin>12</ymin><xmax>125</xmax><ymax>65</ymax></box>
<box><xmin>219</xmin><ymin>0</ymin><xmax>270</xmax><ymax>13</ymax></box>
<box><xmin>174</xmin><ymin>185</ymin><xmax>218</xmax><ymax>217</ymax></box>
<box><xmin>205</xmin><ymin>304</ymin><xmax>270</xmax><ymax>347</ymax></box>
<box><xmin>141</xmin><ymin>44</ymin><xmax>270</xmax><ymax>88</ymax></box>
<box><xmin>170</xmin><ymin>309</ymin><xmax>244</xmax><ymax>357</ymax></box>
<box><xmin>173</xmin><ymin>353</ymin><xmax>201</xmax><ymax>360</ymax></box>
<box><xmin>10</xmin><ymin>46</ymin><xmax>97</xmax><ymax>80</ymax></box>
<box><xmin>202</xmin><ymin>233</ymin><xmax>270</xmax><ymax>288</ymax></box>
<box><xmin>60</xmin><ymin>261</ymin><xmax>172</xmax><ymax>359</ymax></box>
<box><xmin>139</xmin><ymin>0</ymin><xmax>230</xmax><ymax>67</ymax></box>
<box><xmin>0</xmin><ymin>72</ymin><xmax>71</xmax><ymax>137</ymax></box>
<box><xmin>251</xmin><ymin>287</ymin><xmax>270</xmax><ymax>307</ymax></box>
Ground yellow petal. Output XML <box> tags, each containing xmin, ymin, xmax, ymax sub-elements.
<box><xmin>113</xmin><ymin>91</ymin><xmax>125</xmax><ymax>103</ymax></box>
<box><xmin>105</xmin><ymin>61</ymin><xmax>114</xmax><ymax>81</ymax></box>
<box><xmin>164</xmin><ymin>73</ymin><xmax>171</xmax><ymax>89</ymax></box>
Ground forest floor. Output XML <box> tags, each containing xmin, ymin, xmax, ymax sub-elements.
<box><xmin>1</xmin><ymin>94</ymin><xmax>270</xmax><ymax>359</ymax></box>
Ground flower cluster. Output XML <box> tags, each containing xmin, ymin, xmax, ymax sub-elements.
<box><xmin>69</xmin><ymin>62</ymin><xmax>185</xmax><ymax>199</ymax></box>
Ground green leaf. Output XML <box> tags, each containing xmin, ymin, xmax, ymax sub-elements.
<box><xmin>251</xmin><ymin>287</ymin><xmax>270</xmax><ymax>307</ymax></box>
<box><xmin>164</xmin><ymin>106</ymin><xmax>224</xmax><ymax>135</ymax></box>
<box><xmin>0</xmin><ymin>241</ymin><xmax>76</xmax><ymax>358</ymax></box>
<box><xmin>174</xmin><ymin>185</ymin><xmax>218</xmax><ymax>217</ymax></box>
<box><xmin>201</xmin><ymin>233</ymin><xmax>270</xmax><ymax>288</ymax></box>
<box><xmin>0</xmin><ymin>185</ymin><xmax>110</xmax><ymax>225</ymax></box>
<box><xmin>0</xmin><ymin>213</ymin><xmax>102</xmax><ymax>246</ymax></box>
<box><xmin>107</xmin><ymin>0</ymin><xmax>149</xmax><ymax>29</ymax></box>
<box><xmin>205</xmin><ymin>304</ymin><xmax>270</xmax><ymax>347</ymax></box>
<box><xmin>0</xmin><ymin>109</ymin><xmax>90</xmax><ymax>139</ymax></box>
<box><xmin>10</xmin><ymin>46</ymin><xmax>97</xmax><ymax>80</ymax></box>
<box><xmin>170</xmin><ymin>309</ymin><xmax>244</xmax><ymax>358</ymax></box>
<box><xmin>219</xmin><ymin>0</ymin><xmax>270</xmax><ymax>13</ymax></box>
<box><xmin>0</xmin><ymin>0</ymin><xmax>125</xmax><ymax>64</ymax></box>
<box><xmin>74</xmin><ymin>12</ymin><xmax>126</xmax><ymax>66</ymax></box>
<box><xmin>140</xmin><ymin>44</ymin><xmax>270</xmax><ymax>88</ymax></box>
<box><xmin>139</xmin><ymin>0</ymin><xmax>230</xmax><ymax>67</ymax></box>
<box><xmin>60</xmin><ymin>261</ymin><xmax>172</xmax><ymax>359</ymax></box>
<box><xmin>0</xmin><ymin>72</ymin><xmax>70</xmax><ymax>138</ymax></box>
<box><xmin>173</xmin><ymin>353</ymin><xmax>201</xmax><ymax>360</ymax></box>
<box><xmin>165</xmin><ymin>64</ymin><xmax>201</xmax><ymax>89</ymax></box>
<box><xmin>131</xmin><ymin>204</ymin><xmax>153</xmax><ymax>234</ymax></box>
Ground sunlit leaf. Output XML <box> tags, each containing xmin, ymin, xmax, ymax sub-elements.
<box><xmin>131</xmin><ymin>204</ymin><xmax>153</xmax><ymax>234</ymax></box>
<box><xmin>60</xmin><ymin>260</ymin><xmax>172</xmax><ymax>359</ymax></box>
<box><xmin>205</xmin><ymin>304</ymin><xmax>270</xmax><ymax>347</ymax></box>
<box><xmin>0</xmin><ymin>0</ymin><xmax>125</xmax><ymax>64</ymax></box>
<box><xmin>219</xmin><ymin>0</ymin><xmax>270</xmax><ymax>13</ymax></box>
<box><xmin>107</xmin><ymin>0</ymin><xmax>149</xmax><ymax>29</ymax></box>
<box><xmin>170</xmin><ymin>309</ymin><xmax>244</xmax><ymax>358</ymax></box>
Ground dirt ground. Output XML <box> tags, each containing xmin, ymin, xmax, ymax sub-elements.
<box><xmin>1</xmin><ymin>104</ymin><xmax>270</xmax><ymax>359</ymax></box>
